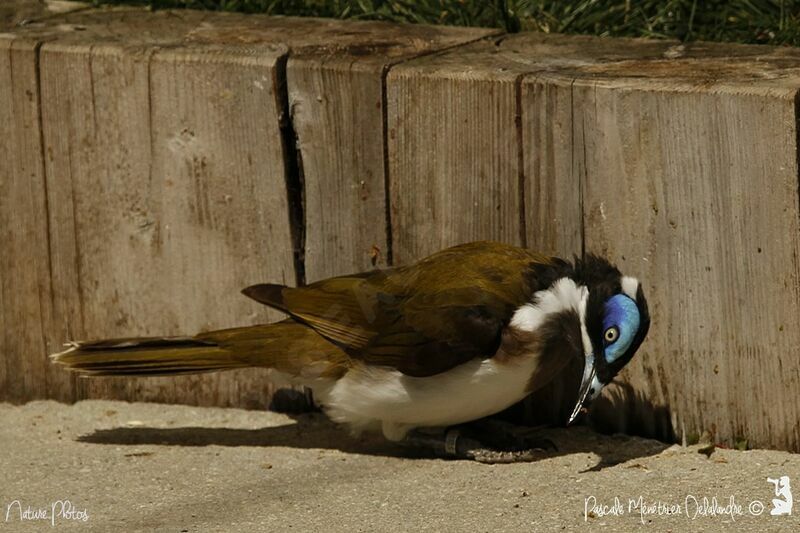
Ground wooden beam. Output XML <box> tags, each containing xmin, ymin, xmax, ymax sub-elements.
<box><xmin>2</xmin><ymin>10</ymin><xmax>496</xmax><ymax>407</ymax></box>
<box><xmin>386</xmin><ymin>41</ymin><xmax>527</xmax><ymax>265</ymax></box>
<box><xmin>386</xmin><ymin>33</ymin><xmax>674</xmax><ymax>265</ymax></box>
<box><xmin>38</xmin><ymin>37</ymin><xmax>295</xmax><ymax>407</ymax></box>
<box><xmin>526</xmin><ymin>40</ymin><xmax>800</xmax><ymax>449</ymax></box>
<box><xmin>6</xmin><ymin>9</ymin><xmax>800</xmax><ymax>451</ymax></box>
<box><xmin>574</xmin><ymin>76</ymin><xmax>800</xmax><ymax>450</ymax></box>
<box><xmin>0</xmin><ymin>0</ymin><xmax>88</xmax><ymax>29</ymax></box>
<box><xmin>187</xmin><ymin>14</ymin><xmax>499</xmax><ymax>281</ymax></box>
<box><xmin>284</xmin><ymin>22</ymin><xmax>496</xmax><ymax>281</ymax></box>
<box><xmin>0</xmin><ymin>36</ymin><xmax>62</xmax><ymax>402</ymax></box>
<box><xmin>390</xmin><ymin>32</ymin><xmax>800</xmax><ymax>450</ymax></box>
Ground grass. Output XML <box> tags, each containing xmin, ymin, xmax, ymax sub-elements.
<box><xmin>92</xmin><ymin>0</ymin><xmax>800</xmax><ymax>46</ymax></box>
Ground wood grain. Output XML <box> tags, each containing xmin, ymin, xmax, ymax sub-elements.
<box><xmin>521</xmin><ymin>74</ymin><xmax>584</xmax><ymax>257</ymax></box>
<box><xmin>0</xmin><ymin>36</ymin><xmax>64</xmax><ymax>402</ymax></box>
<box><xmin>576</xmin><ymin>79</ymin><xmax>800</xmax><ymax>450</ymax></box>
<box><xmin>284</xmin><ymin>25</ymin><xmax>497</xmax><ymax>281</ymax></box>
<box><xmin>387</xmin><ymin>55</ymin><xmax>525</xmax><ymax>265</ymax></box>
<box><xmin>522</xmin><ymin>43</ymin><xmax>800</xmax><ymax>447</ymax></box>
<box><xmin>170</xmin><ymin>13</ymin><xmax>496</xmax><ymax>279</ymax></box>
<box><xmin>142</xmin><ymin>43</ymin><xmax>295</xmax><ymax>407</ymax></box>
<box><xmin>389</xmin><ymin>32</ymin><xmax>800</xmax><ymax>450</ymax></box>
<box><xmin>39</xmin><ymin>39</ymin><xmax>294</xmax><ymax>407</ymax></box>
<box><xmin>1</xmin><ymin>9</ymin><xmax>495</xmax><ymax>407</ymax></box>
<box><xmin>289</xmin><ymin>59</ymin><xmax>387</xmax><ymax>280</ymax></box>
<box><xmin>385</xmin><ymin>32</ymin><xmax>671</xmax><ymax>265</ymax></box>
<box><xmin>0</xmin><ymin>0</ymin><xmax>88</xmax><ymax>30</ymax></box>
<box><xmin>15</xmin><ymin>10</ymin><xmax>495</xmax><ymax>284</ymax></box>
<box><xmin>5</xmin><ymin>10</ymin><xmax>800</xmax><ymax>451</ymax></box>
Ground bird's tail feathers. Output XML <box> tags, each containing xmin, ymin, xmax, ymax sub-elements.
<box><xmin>51</xmin><ymin>336</ymin><xmax>245</xmax><ymax>377</ymax></box>
<box><xmin>50</xmin><ymin>320</ymin><xmax>347</xmax><ymax>379</ymax></box>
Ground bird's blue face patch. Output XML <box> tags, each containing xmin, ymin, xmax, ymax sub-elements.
<box><xmin>602</xmin><ymin>294</ymin><xmax>641</xmax><ymax>363</ymax></box>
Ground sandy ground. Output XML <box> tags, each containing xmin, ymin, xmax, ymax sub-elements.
<box><xmin>1</xmin><ymin>400</ymin><xmax>798</xmax><ymax>532</ymax></box>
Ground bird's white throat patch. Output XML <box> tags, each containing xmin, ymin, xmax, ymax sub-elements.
<box><xmin>510</xmin><ymin>277</ymin><xmax>592</xmax><ymax>357</ymax></box>
<box><xmin>621</xmin><ymin>276</ymin><xmax>640</xmax><ymax>300</ymax></box>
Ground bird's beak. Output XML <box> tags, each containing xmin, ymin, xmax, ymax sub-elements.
<box><xmin>567</xmin><ymin>354</ymin><xmax>602</xmax><ymax>425</ymax></box>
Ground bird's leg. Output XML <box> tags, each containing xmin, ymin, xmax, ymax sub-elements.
<box><xmin>398</xmin><ymin>427</ymin><xmax>453</xmax><ymax>457</ymax></box>
<box><xmin>400</xmin><ymin>422</ymin><xmax>555</xmax><ymax>464</ymax></box>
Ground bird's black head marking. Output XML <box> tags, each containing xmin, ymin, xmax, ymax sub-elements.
<box><xmin>566</xmin><ymin>254</ymin><xmax>651</xmax><ymax>423</ymax></box>
<box><xmin>576</xmin><ymin>255</ymin><xmax>651</xmax><ymax>385</ymax></box>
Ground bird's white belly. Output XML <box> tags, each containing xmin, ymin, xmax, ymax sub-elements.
<box><xmin>314</xmin><ymin>355</ymin><xmax>538</xmax><ymax>441</ymax></box>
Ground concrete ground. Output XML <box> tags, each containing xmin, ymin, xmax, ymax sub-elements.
<box><xmin>1</xmin><ymin>400</ymin><xmax>798</xmax><ymax>532</ymax></box>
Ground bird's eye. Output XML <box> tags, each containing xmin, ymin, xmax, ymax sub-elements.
<box><xmin>604</xmin><ymin>326</ymin><xmax>619</xmax><ymax>344</ymax></box>
<box><xmin>603</xmin><ymin>294</ymin><xmax>640</xmax><ymax>363</ymax></box>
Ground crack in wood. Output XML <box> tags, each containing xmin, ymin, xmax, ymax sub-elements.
<box><xmin>274</xmin><ymin>52</ymin><xmax>306</xmax><ymax>287</ymax></box>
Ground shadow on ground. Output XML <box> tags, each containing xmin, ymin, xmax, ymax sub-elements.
<box><xmin>77</xmin><ymin>412</ymin><xmax>670</xmax><ymax>470</ymax></box>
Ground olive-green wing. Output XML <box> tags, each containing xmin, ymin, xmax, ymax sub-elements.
<box><xmin>242</xmin><ymin>276</ymin><xmax>380</xmax><ymax>348</ymax></box>
<box><xmin>243</xmin><ymin>241</ymin><xmax>557</xmax><ymax>376</ymax></box>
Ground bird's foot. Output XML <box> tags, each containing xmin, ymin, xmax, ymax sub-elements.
<box><xmin>449</xmin><ymin>430</ymin><xmax>549</xmax><ymax>464</ymax></box>
<box><xmin>401</xmin><ymin>422</ymin><xmax>555</xmax><ymax>464</ymax></box>
<box><xmin>268</xmin><ymin>387</ymin><xmax>317</xmax><ymax>414</ymax></box>
<box><xmin>462</xmin><ymin>418</ymin><xmax>557</xmax><ymax>453</ymax></box>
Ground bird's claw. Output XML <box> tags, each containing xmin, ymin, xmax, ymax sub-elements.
<box><xmin>400</xmin><ymin>422</ymin><xmax>557</xmax><ymax>464</ymax></box>
<box><xmin>463</xmin><ymin>447</ymin><xmax>545</xmax><ymax>464</ymax></box>
<box><xmin>444</xmin><ymin>428</ymin><xmax>554</xmax><ymax>464</ymax></box>
<box><xmin>461</xmin><ymin>418</ymin><xmax>558</xmax><ymax>454</ymax></box>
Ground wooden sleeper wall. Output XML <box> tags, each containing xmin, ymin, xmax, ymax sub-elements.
<box><xmin>2</xmin><ymin>8</ymin><xmax>800</xmax><ymax>452</ymax></box>
<box><xmin>0</xmin><ymin>8</ymin><xmax>496</xmax><ymax>408</ymax></box>
<box><xmin>387</xmin><ymin>35</ymin><xmax>800</xmax><ymax>451</ymax></box>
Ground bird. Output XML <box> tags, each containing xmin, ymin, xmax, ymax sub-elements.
<box><xmin>52</xmin><ymin>241</ymin><xmax>650</xmax><ymax>462</ymax></box>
